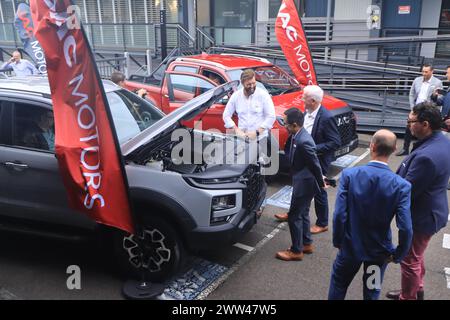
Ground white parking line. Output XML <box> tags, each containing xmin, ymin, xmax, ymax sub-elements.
<box><xmin>443</xmin><ymin>234</ymin><xmax>450</xmax><ymax>250</ymax></box>
<box><xmin>332</xmin><ymin>148</ymin><xmax>370</xmax><ymax>180</ymax></box>
<box><xmin>196</xmin><ymin>223</ymin><xmax>287</xmax><ymax>300</ymax></box>
<box><xmin>445</xmin><ymin>268</ymin><xmax>450</xmax><ymax>289</ymax></box>
<box><xmin>0</xmin><ymin>288</ymin><xmax>20</xmax><ymax>300</ymax></box>
<box><xmin>233</xmin><ymin>242</ymin><xmax>254</xmax><ymax>252</ymax></box>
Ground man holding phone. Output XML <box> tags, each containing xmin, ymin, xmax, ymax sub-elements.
<box><xmin>1</xmin><ymin>50</ymin><xmax>38</xmax><ymax>76</ymax></box>
<box><xmin>396</xmin><ymin>64</ymin><xmax>442</xmax><ymax>156</ymax></box>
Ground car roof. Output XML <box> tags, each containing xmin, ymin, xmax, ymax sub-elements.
<box><xmin>0</xmin><ymin>76</ymin><xmax>120</xmax><ymax>96</ymax></box>
<box><xmin>179</xmin><ymin>53</ymin><xmax>272</xmax><ymax>70</ymax></box>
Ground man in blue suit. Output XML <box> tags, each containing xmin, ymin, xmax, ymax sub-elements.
<box><xmin>387</xmin><ymin>102</ymin><xmax>450</xmax><ymax>300</ymax></box>
<box><xmin>328</xmin><ymin>129</ymin><xmax>413</xmax><ymax>300</ymax></box>
<box><xmin>276</xmin><ymin>108</ymin><xmax>326</xmax><ymax>261</ymax></box>
<box><xmin>275</xmin><ymin>85</ymin><xmax>341</xmax><ymax>235</ymax></box>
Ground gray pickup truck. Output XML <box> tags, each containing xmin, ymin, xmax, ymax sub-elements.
<box><xmin>0</xmin><ymin>77</ymin><xmax>266</xmax><ymax>280</ymax></box>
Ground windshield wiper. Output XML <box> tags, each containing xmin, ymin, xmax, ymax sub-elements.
<box><xmin>282</xmin><ymin>86</ymin><xmax>302</xmax><ymax>95</ymax></box>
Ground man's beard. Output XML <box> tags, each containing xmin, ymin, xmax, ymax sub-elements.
<box><xmin>245</xmin><ymin>87</ymin><xmax>255</xmax><ymax>96</ymax></box>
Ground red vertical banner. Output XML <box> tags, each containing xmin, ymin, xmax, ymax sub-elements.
<box><xmin>30</xmin><ymin>0</ymin><xmax>134</xmax><ymax>234</ymax></box>
<box><xmin>276</xmin><ymin>0</ymin><xmax>317</xmax><ymax>86</ymax></box>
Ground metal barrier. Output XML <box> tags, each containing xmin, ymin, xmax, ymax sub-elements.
<box><xmin>207</xmin><ymin>44</ymin><xmax>448</xmax><ymax>133</ymax></box>
<box><xmin>0</xmin><ymin>22</ymin><xmax>195</xmax><ymax>54</ymax></box>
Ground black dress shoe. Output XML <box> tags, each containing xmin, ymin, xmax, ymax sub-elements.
<box><xmin>386</xmin><ymin>290</ymin><xmax>401</xmax><ymax>300</ymax></box>
<box><xmin>386</xmin><ymin>289</ymin><xmax>424</xmax><ymax>300</ymax></box>
<box><xmin>395</xmin><ymin>150</ymin><xmax>409</xmax><ymax>156</ymax></box>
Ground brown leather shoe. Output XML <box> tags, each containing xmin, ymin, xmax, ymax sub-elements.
<box><xmin>276</xmin><ymin>249</ymin><xmax>303</xmax><ymax>261</ymax></box>
<box><xmin>274</xmin><ymin>213</ymin><xmax>288</xmax><ymax>222</ymax></box>
<box><xmin>310</xmin><ymin>225</ymin><xmax>328</xmax><ymax>234</ymax></box>
<box><xmin>303</xmin><ymin>244</ymin><xmax>314</xmax><ymax>254</ymax></box>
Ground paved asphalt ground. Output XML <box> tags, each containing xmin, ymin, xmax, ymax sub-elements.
<box><xmin>0</xmin><ymin>134</ymin><xmax>449</xmax><ymax>300</ymax></box>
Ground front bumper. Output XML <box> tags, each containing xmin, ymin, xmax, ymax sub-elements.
<box><xmin>187</xmin><ymin>181</ymin><xmax>267</xmax><ymax>250</ymax></box>
<box><xmin>334</xmin><ymin>137</ymin><xmax>359</xmax><ymax>158</ymax></box>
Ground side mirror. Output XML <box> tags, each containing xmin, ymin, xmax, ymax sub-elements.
<box><xmin>219</xmin><ymin>95</ymin><xmax>229</xmax><ymax>105</ymax></box>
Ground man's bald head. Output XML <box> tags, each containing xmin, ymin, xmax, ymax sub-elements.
<box><xmin>371</xmin><ymin>129</ymin><xmax>397</xmax><ymax>157</ymax></box>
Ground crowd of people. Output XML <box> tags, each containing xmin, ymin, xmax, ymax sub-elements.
<box><xmin>219</xmin><ymin>68</ymin><xmax>450</xmax><ymax>300</ymax></box>
<box><xmin>2</xmin><ymin>49</ymin><xmax>450</xmax><ymax>300</ymax></box>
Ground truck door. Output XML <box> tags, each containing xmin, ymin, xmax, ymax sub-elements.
<box><xmin>163</xmin><ymin>72</ymin><xmax>228</xmax><ymax>132</ymax></box>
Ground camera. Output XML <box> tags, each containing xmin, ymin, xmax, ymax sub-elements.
<box><xmin>442</xmin><ymin>115</ymin><xmax>450</xmax><ymax>131</ymax></box>
<box><xmin>324</xmin><ymin>177</ymin><xmax>337</xmax><ymax>188</ymax></box>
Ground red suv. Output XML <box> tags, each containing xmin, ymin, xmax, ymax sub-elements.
<box><xmin>125</xmin><ymin>53</ymin><xmax>358</xmax><ymax>167</ymax></box>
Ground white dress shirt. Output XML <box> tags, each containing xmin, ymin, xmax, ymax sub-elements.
<box><xmin>1</xmin><ymin>59</ymin><xmax>38</xmax><ymax>76</ymax></box>
<box><xmin>304</xmin><ymin>105</ymin><xmax>321</xmax><ymax>135</ymax></box>
<box><xmin>416</xmin><ymin>80</ymin><xmax>431</xmax><ymax>104</ymax></box>
<box><xmin>223</xmin><ymin>87</ymin><xmax>276</xmax><ymax>135</ymax></box>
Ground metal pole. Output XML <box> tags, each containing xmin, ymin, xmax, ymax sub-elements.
<box><xmin>144</xmin><ymin>0</ymin><xmax>150</xmax><ymax>48</ymax></box>
<box><xmin>124</xmin><ymin>52</ymin><xmax>130</xmax><ymax>79</ymax></box>
<box><xmin>160</xmin><ymin>1</ymin><xmax>167</xmax><ymax>59</ymax></box>
<box><xmin>96</xmin><ymin>0</ymin><xmax>104</xmax><ymax>45</ymax></box>
<box><xmin>324</xmin><ymin>0</ymin><xmax>332</xmax><ymax>63</ymax></box>
<box><xmin>112</xmin><ymin>0</ymin><xmax>119</xmax><ymax>45</ymax></box>
<box><xmin>146</xmin><ymin>49</ymin><xmax>152</xmax><ymax>76</ymax></box>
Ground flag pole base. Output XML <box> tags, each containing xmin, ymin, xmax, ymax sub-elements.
<box><xmin>122</xmin><ymin>280</ymin><xmax>165</xmax><ymax>300</ymax></box>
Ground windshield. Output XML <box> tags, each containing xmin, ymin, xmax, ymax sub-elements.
<box><xmin>107</xmin><ymin>89</ymin><xmax>164</xmax><ymax>144</ymax></box>
<box><xmin>227</xmin><ymin>66</ymin><xmax>300</xmax><ymax>96</ymax></box>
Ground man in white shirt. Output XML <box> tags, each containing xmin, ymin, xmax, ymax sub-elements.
<box><xmin>223</xmin><ymin>69</ymin><xmax>276</xmax><ymax>140</ymax></box>
<box><xmin>396</xmin><ymin>63</ymin><xmax>442</xmax><ymax>156</ymax></box>
<box><xmin>1</xmin><ymin>51</ymin><xmax>38</xmax><ymax>76</ymax></box>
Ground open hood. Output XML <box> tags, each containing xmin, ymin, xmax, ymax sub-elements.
<box><xmin>121</xmin><ymin>81</ymin><xmax>238</xmax><ymax>157</ymax></box>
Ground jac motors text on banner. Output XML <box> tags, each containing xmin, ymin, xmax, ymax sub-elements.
<box><xmin>276</xmin><ymin>0</ymin><xmax>317</xmax><ymax>86</ymax></box>
<box><xmin>30</xmin><ymin>0</ymin><xmax>134</xmax><ymax>234</ymax></box>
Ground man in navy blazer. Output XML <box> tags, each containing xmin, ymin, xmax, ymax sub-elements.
<box><xmin>387</xmin><ymin>102</ymin><xmax>450</xmax><ymax>300</ymax></box>
<box><xmin>274</xmin><ymin>86</ymin><xmax>340</xmax><ymax>234</ymax></box>
<box><xmin>276</xmin><ymin>108</ymin><xmax>325</xmax><ymax>261</ymax></box>
<box><xmin>303</xmin><ymin>85</ymin><xmax>341</xmax><ymax>234</ymax></box>
<box><xmin>329</xmin><ymin>130</ymin><xmax>413</xmax><ymax>300</ymax></box>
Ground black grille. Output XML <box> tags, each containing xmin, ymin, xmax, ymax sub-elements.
<box><xmin>334</xmin><ymin>111</ymin><xmax>357</xmax><ymax>145</ymax></box>
<box><xmin>241</xmin><ymin>165</ymin><xmax>264</xmax><ymax>212</ymax></box>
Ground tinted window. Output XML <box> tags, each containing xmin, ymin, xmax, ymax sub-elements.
<box><xmin>173</xmin><ymin>65</ymin><xmax>198</xmax><ymax>73</ymax></box>
<box><xmin>13</xmin><ymin>103</ymin><xmax>54</xmax><ymax>152</ymax></box>
<box><xmin>170</xmin><ymin>74</ymin><xmax>215</xmax><ymax>96</ymax></box>
<box><xmin>107</xmin><ymin>89</ymin><xmax>164</xmax><ymax>143</ymax></box>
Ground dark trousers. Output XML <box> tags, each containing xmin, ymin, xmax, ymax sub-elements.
<box><xmin>288</xmin><ymin>195</ymin><xmax>313</xmax><ymax>253</ymax></box>
<box><xmin>402</xmin><ymin>125</ymin><xmax>413</xmax><ymax>152</ymax></box>
<box><xmin>328</xmin><ymin>250</ymin><xmax>388</xmax><ymax>300</ymax></box>
<box><xmin>314</xmin><ymin>188</ymin><xmax>329</xmax><ymax>227</ymax></box>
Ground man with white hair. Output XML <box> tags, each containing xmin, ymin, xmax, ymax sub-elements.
<box><xmin>276</xmin><ymin>85</ymin><xmax>341</xmax><ymax>235</ymax></box>
<box><xmin>1</xmin><ymin>50</ymin><xmax>38</xmax><ymax>76</ymax></box>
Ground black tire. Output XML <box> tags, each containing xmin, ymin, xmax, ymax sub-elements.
<box><xmin>113</xmin><ymin>216</ymin><xmax>185</xmax><ymax>282</ymax></box>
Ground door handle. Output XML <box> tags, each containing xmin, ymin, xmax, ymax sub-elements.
<box><xmin>163</xmin><ymin>94</ymin><xmax>169</xmax><ymax>98</ymax></box>
<box><xmin>3</xmin><ymin>162</ymin><xmax>29</xmax><ymax>170</ymax></box>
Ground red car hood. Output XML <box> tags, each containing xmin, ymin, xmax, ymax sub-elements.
<box><xmin>271</xmin><ymin>91</ymin><xmax>348</xmax><ymax>115</ymax></box>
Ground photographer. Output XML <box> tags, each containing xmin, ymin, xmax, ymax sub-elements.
<box><xmin>431</xmin><ymin>65</ymin><xmax>450</xmax><ymax>131</ymax></box>
<box><xmin>111</xmin><ymin>71</ymin><xmax>148</xmax><ymax>99</ymax></box>
<box><xmin>431</xmin><ymin>66</ymin><xmax>450</xmax><ymax>190</ymax></box>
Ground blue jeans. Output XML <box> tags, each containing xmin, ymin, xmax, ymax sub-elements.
<box><xmin>328</xmin><ymin>250</ymin><xmax>388</xmax><ymax>300</ymax></box>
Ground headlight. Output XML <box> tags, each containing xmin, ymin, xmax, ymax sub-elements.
<box><xmin>193</xmin><ymin>177</ymin><xmax>239</xmax><ymax>185</ymax></box>
<box><xmin>211</xmin><ymin>195</ymin><xmax>236</xmax><ymax>211</ymax></box>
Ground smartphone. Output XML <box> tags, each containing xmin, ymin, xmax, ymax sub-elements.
<box><xmin>324</xmin><ymin>178</ymin><xmax>337</xmax><ymax>188</ymax></box>
<box><xmin>436</xmin><ymin>88</ymin><xmax>447</xmax><ymax>95</ymax></box>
